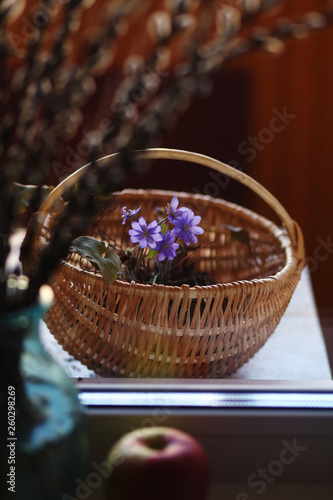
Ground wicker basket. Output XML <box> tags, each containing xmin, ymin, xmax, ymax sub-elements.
<box><xmin>36</xmin><ymin>149</ymin><xmax>305</xmax><ymax>378</ymax></box>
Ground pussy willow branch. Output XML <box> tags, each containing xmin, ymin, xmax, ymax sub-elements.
<box><xmin>0</xmin><ymin>4</ymin><xmax>13</xmax><ymax>306</ymax></box>
<box><xmin>9</xmin><ymin>0</ymin><xmax>87</xmax><ymax>186</ymax></box>
<box><xmin>206</xmin><ymin>4</ymin><xmax>333</xmax><ymax>69</ymax></box>
<box><xmin>0</xmin><ymin>0</ymin><xmax>146</xmax><ymax>306</ymax></box>
<box><xmin>21</xmin><ymin>0</ymin><xmax>207</xmax><ymax>285</ymax></box>
<box><xmin>26</xmin><ymin>0</ymin><xmax>281</xmax><ymax>305</ymax></box>
<box><xmin>0</xmin><ymin>2</ymin><xmax>86</xmax><ymax>308</ymax></box>
<box><xmin>21</xmin><ymin>0</ymin><xmax>145</xmax><ymax>189</ymax></box>
<box><xmin>24</xmin><ymin>0</ymin><xmax>207</xmax><ymax>305</ymax></box>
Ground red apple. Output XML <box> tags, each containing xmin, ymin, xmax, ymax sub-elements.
<box><xmin>105</xmin><ymin>426</ymin><xmax>210</xmax><ymax>500</ymax></box>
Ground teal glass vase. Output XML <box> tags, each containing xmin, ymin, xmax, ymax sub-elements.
<box><xmin>1</xmin><ymin>286</ymin><xmax>89</xmax><ymax>500</ymax></box>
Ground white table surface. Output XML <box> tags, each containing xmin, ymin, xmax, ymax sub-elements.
<box><xmin>40</xmin><ymin>268</ymin><xmax>332</xmax><ymax>381</ymax></box>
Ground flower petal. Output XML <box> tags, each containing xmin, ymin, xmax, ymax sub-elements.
<box><xmin>191</xmin><ymin>226</ymin><xmax>204</xmax><ymax>235</ymax></box>
<box><xmin>184</xmin><ymin>235</ymin><xmax>191</xmax><ymax>245</ymax></box>
<box><xmin>190</xmin><ymin>215</ymin><xmax>201</xmax><ymax>226</ymax></box>
<box><xmin>138</xmin><ymin>216</ymin><xmax>147</xmax><ymax>229</ymax></box>
<box><xmin>170</xmin><ymin>196</ymin><xmax>179</xmax><ymax>211</ymax></box>
<box><xmin>158</xmin><ymin>251</ymin><xmax>166</xmax><ymax>261</ymax></box>
<box><xmin>129</xmin><ymin>235</ymin><xmax>141</xmax><ymax>244</ymax></box>
<box><xmin>147</xmin><ymin>219</ymin><xmax>160</xmax><ymax>231</ymax></box>
<box><xmin>139</xmin><ymin>237</ymin><xmax>148</xmax><ymax>249</ymax></box>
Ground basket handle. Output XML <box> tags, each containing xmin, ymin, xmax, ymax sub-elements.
<box><xmin>37</xmin><ymin>148</ymin><xmax>304</xmax><ymax>257</ymax></box>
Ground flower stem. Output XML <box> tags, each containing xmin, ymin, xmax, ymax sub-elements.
<box><xmin>157</xmin><ymin>216</ymin><xmax>169</xmax><ymax>226</ymax></box>
<box><xmin>165</xmin><ymin>259</ymin><xmax>172</xmax><ymax>280</ymax></box>
<box><xmin>135</xmin><ymin>247</ymin><xmax>144</xmax><ymax>277</ymax></box>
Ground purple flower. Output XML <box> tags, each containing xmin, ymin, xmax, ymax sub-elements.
<box><xmin>173</xmin><ymin>210</ymin><xmax>204</xmax><ymax>245</ymax></box>
<box><xmin>155</xmin><ymin>230</ymin><xmax>179</xmax><ymax>261</ymax></box>
<box><xmin>121</xmin><ymin>206</ymin><xmax>141</xmax><ymax>225</ymax></box>
<box><xmin>129</xmin><ymin>217</ymin><xmax>162</xmax><ymax>249</ymax></box>
<box><xmin>166</xmin><ymin>196</ymin><xmax>190</xmax><ymax>223</ymax></box>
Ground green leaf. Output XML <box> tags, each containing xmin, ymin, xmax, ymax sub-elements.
<box><xmin>101</xmin><ymin>247</ymin><xmax>122</xmax><ymax>284</ymax></box>
<box><xmin>147</xmin><ymin>248</ymin><xmax>157</xmax><ymax>260</ymax></box>
<box><xmin>161</xmin><ymin>224</ymin><xmax>168</xmax><ymax>235</ymax></box>
<box><xmin>69</xmin><ymin>236</ymin><xmax>121</xmax><ymax>284</ymax></box>
<box><xmin>70</xmin><ymin>236</ymin><xmax>106</xmax><ymax>258</ymax></box>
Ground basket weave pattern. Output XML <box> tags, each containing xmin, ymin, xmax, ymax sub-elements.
<box><xmin>44</xmin><ymin>187</ymin><xmax>304</xmax><ymax>378</ymax></box>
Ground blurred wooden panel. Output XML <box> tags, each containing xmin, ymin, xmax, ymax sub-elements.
<box><xmin>232</xmin><ymin>1</ymin><xmax>333</xmax><ymax>315</ymax></box>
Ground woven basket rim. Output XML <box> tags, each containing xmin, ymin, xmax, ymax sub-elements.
<box><xmin>57</xmin><ymin>187</ymin><xmax>302</xmax><ymax>296</ymax></box>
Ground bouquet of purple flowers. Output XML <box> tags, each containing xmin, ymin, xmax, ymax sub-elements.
<box><xmin>70</xmin><ymin>195</ymin><xmax>213</xmax><ymax>286</ymax></box>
